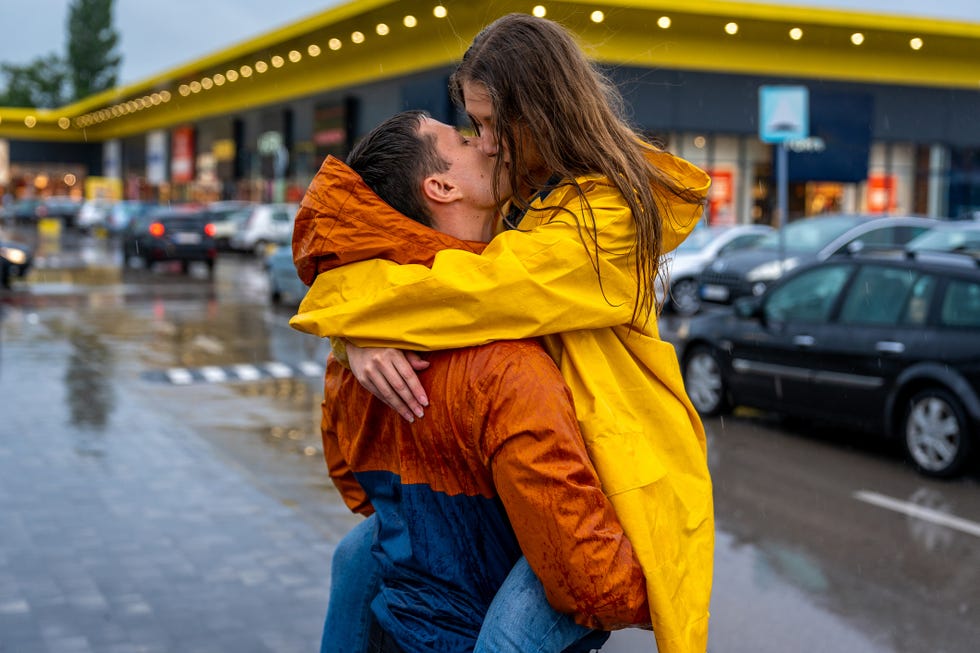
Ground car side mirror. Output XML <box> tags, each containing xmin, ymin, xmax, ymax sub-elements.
<box><xmin>846</xmin><ymin>240</ymin><xmax>866</xmax><ymax>255</ymax></box>
<box><xmin>734</xmin><ymin>296</ymin><xmax>763</xmax><ymax>321</ymax></box>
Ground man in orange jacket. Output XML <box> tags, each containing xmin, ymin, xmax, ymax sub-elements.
<box><xmin>310</xmin><ymin>111</ymin><xmax>648</xmax><ymax>652</ymax></box>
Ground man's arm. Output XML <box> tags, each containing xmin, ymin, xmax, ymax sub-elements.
<box><xmin>473</xmin><ymin>343</ymin><xmax>649</xmax><ymax>630</ymax></box>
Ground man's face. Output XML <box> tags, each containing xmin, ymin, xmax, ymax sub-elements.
<box><xmin>419</xmin><ymin>117</ymin><xmax>504</xmax><ymax>239</ymax></box>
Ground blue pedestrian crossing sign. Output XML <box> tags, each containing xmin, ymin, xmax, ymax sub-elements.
<box><xmin>759</xmin><ymin>86</ymin><xmax>809</xmax><ymax>143</ymax></box>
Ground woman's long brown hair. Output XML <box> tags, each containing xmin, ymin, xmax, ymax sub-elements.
<box><xmin>450</xmin><ymin>13</ymin><xmax>704</xmax><ymax>324</ymax></box>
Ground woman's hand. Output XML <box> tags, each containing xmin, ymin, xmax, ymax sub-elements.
<box><xmin>346</xmin><ymin>343</ymin><xmax>430</xmax><ymax>422</ymax></box>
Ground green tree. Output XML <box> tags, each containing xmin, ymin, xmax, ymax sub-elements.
<box><xmin>67</xmin><ymin>0</ymin><xmax>121</xmax><ymax>99</ymax></box>
<box><xmin>0</xmin><ymin>53</ymin><xmax>69</xmax><ymax>108</ymax></box>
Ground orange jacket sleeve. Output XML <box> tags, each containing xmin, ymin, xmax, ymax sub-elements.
<box><xmin>474</xmin><ymin>347</ymin><xmax>650</xmax><ymax>630</ymax></box>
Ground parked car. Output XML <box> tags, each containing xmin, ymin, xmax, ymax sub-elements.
<box><xmin>5</xmin><ymin>199</ymin><xmax>45</xmax><ymax>224</ymax></box>
<box><xmin>120</xmin><ymin>208</ymin><xmax>217</xmax><ymax>277</ymax></box>
<box><xmin>265</xmin><ymin>243</ymin><xmax>309</xmax><ymax>306</ymax></box>
<box><xmin>658</xmin><ymin>223</ymin><xmax>773</xmax><ymax>315</ymax></box>
<box><xmin>207</xmin><ymin>201</ymin><xmax>256</xmax><ymax>250</ymax></box>
<box><xmin>677</xmin><ymin>253</ymin><xmax>980</xmax><ymax>478</ymax></box>
<box><xmin>76</xmin><ymin>199</ymin><xmax>115</xmax><ymax>232</ymax></box>
<box><xmin>698</xmin><ymin>214</ymin><xmax>937</xmax><ymax>307</ymax></box>
<box><xmin>905</xmin><ymin>220</ymin><xmax>980</xmax><ymax>256</ymax></box>
<box><xmin>106</xmin><ymin>200</ymin><xmax>156</xmax><ymax>234</ymax></box>
<box><xmin>229</xmin><ymin>203</ymin><xmax>299</xmax><ymax>255</ymax></box>
<box><xmin>39</xmin><ymin>196</ymin><xmax>84</xmax><ymax>228</ymax></box>
<box><xmin>0</xmin><ymin>236</ymin><xmax>33</xmax><ymax>289</ymax></box>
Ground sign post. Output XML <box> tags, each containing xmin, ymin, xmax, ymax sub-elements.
<box><xmin>759</xmin><ymin>85</ymin><xmax>809</xmax><ymax>271</ymax></box>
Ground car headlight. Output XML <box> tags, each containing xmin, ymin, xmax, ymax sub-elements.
<box><xmin>1</xmin><ymin>247</ymin><xmax>28</xmax><ymax>265</ymax></box>
<box><xmin>746</xmin><ymin>257</ymin><xmax>799</xmax><ymax>282</ymax></box>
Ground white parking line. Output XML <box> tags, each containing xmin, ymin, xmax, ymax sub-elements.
<box><xmin>854</xmin><ymin>490</ymin><xmax>980</xmax><ymax>538</ymax></box>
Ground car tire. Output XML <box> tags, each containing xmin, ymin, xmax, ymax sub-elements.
<box><xmin>253</xmin><ymin>240</ymin><xmax>268</xmax><ymax>257</ymax></box>
<box><xmin>683</xmin><ymin>345</ymin><xmax>730</xmax><ymax>416</ymax></box>
<box><xmin>670</xmin><ymin>278</ymin><xmax>702</xmax><ymax>316</ymax></box>
<box><xmin>180</xmin><ymin>260</ymin><xmax>191</xmax><ymax>275</ymax></box>
<box><xmin>903</xmin><ymin>388</ymin><xmax>972</xmax><ymax>479</ymax></box>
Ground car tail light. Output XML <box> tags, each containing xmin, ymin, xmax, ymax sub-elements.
<box><xmin>149</xmin><ymin>222</ymin><xmax>165</xmax><ymax>237</ymax></box>
<box><xmin>204</xmin><ymin>223</ymin><xmax>216</xmax><ymax>237</ymax></box>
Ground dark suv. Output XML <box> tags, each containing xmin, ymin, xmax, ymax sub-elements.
<box><xmin>121</xmin><ymin>208</ymin><xmax>217</xmax><ymax>277</ymax></box>
<box><xmin>698</xmin><ymin>214</ymin><xmax>936</xmax><ymax>306</ymax></box>
<box><xmin>677</xmin><ymin>252</ymin><xmax>980</xmax><ymax>478</ymax></box>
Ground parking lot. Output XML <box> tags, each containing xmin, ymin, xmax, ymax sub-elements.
<box><xmin>2</xmin><ymin>232</ymin><xmax>980</xmax><ymax>652</ymax></box>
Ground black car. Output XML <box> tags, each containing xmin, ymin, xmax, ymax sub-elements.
<box><xmin>121</xmin><ymin>208</ymin><xmax>217</xmax><ymax>277</ymax></box>
<box><xmin>677</xmin><ymin>253</ymin><xmax>980</xmax><ymax>478</ymax></box>
<box><xmin>698</xmin><ymin>214</ymin><xmax>937</xmax><ymax>307</ymax></box>
<box><xmin>1</xmin><ymin>237</ymin><xmax>33</xmax><ymax>289</ymax></box>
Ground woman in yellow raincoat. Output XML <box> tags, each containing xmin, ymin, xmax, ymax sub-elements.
<box><xmin>293</xmin><ymin>14</ymin><xmax>714</xmax><ymax>653</ymax></box>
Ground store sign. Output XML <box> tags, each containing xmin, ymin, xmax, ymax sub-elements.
<box><xmin>788</xmin><ymin>92</ymin><xmax>873</xmax><ymax>183</ymax></box>
<box><xmin>171</xmin><ymin>126</ymin><xmax>195</xmax><ymax>183</ymax></box>
<box><xmin>146</xmin><ymin>131</ymin><xmax>167</xmax><ymax>185</ymax></box>
<box><xmin>0</xmin><ymin>139</ymin><xmax>9</xmax><ymax>185</ymax></box>
<box><xmin>759</xmin><ymin>86</ymin><xmax>809</xmax><ymax>144</ymax></box>
<box><xmin>867</xmin><ymin>174</ymin><xmax>897</xmax><ymax>213</ymax></box>
<box><xmin>104</xmin><ymin>140</ymin><xmax>121</xmax><ymax>180</ymax></box>
<box><xmin>707</xmin><ymin>169</ymin><xmax>735</xmax><ymax>226</ymax></box>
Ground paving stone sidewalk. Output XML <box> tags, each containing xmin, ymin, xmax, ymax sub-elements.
<box><xmin>0</xmin><ymin>314</ymin><xmax>343</xmax><ymax>653</ymax></box>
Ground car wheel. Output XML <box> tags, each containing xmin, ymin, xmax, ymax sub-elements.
<box><xmin>903</xmin><ymin>388</ymin><xmax>972</xmax><ymax>478</ymax></box>
<box><xmin>670</xmin><ymin>278</ymin><xmax>702</xmax><ymax>316</ymax></box>
<box><xmin>180</xmin><ymin>260</ymin><xmax>191</xmax><ymax>275</ymax></box>
<box><xmin>253</xmin><ymin>240</ymin><xmax>268</xmax><ymax>257</ymax></box>
<box><xmin>683</xmin><ymin>346</ymin><xmax>730</xmax><ymax>416</ymax></box>
<box><xmin>206</xmin><ymin>259</ymin><xmax>215</xmax><ymax>280</ymax></box>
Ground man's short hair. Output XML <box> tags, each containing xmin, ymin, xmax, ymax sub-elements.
<box><xmin>346</xmin><ymin>110</ymin><xmax>448</xmax><ymax>227</ymax></box>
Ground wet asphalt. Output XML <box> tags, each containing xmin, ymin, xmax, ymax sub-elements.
<box><xmin>2</xmin><ymin>228</ymin><xmax>979</xmax><ymax>653</ymax></box>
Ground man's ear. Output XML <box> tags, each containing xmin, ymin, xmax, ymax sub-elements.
<box><xmin>422</xmin><ymin>175</ymin><xmax>462</xmax><ymax>205</ymax></box>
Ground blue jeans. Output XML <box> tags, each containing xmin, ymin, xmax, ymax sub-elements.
<box><xmin>321</xmin><ymin>517</ymin><xmax>379</xmax><ymax>653</ymax></box>
<box><xmin>320</xmin><ymin>515</ymin><xmax>608</xmax><ymax>652</ymax></box>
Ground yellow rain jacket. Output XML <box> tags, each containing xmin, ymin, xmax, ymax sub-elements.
<box><xmin>291</xmin><ymin>151</ymin><xmax>714</xmax><ymax>653</ymax></box>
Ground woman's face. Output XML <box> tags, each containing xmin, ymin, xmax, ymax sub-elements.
<box><xmin>462</xmin><ymin>80</ymin><xmax>548</xmax><ymax>190</ymax></box>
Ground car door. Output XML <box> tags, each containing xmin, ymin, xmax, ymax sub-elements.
<box><xmin>807</xmin><ymin>263</ymin><xmax>934</xmax><ymax>431</ymax></box>
<box><xmin>726</xmin><ymin>262</ymin><xmax>855</xmax><ymax>414</ymax></box>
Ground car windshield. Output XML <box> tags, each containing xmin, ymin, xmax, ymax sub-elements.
<box><xmin>754</xmin><ymin>215</ymin><xmax>866</xmax><ymax>253</ymax></box>
<box><xmin>674</xmin><ymin>227</ymin><xmax>721</xmax><ymax>253</ymax></box>
<box><xmin>906</xmin><ymin>226</ymin><xmax>980</xmax><ymax>253</ymax></box>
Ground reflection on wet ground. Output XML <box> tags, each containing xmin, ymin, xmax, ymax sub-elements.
<box><xmin>4</xmin><ymin>250</ymin><xmax>980</xmax><ymax>653</ymax></box>
<box><xmin>704</xmin><ymin>413</ymin><xmax>980</xmax><ymax>653</ymax></box>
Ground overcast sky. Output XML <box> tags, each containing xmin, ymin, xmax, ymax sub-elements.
<box><xmin>1</xmin><ymin>0</ymin><xmax>978</xmax><ymax>86</ymax></box>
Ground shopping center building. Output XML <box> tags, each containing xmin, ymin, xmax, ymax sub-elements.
<box><xmin>1</xmin><ymin>0</ymin><xmax>979</xmax><ymax>225</ymax></box>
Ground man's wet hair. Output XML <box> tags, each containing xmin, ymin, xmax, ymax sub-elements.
<box><xmin>346</xmin><ymin>110</ymin><xmax>449</xmax><ymax>227</ymax></box>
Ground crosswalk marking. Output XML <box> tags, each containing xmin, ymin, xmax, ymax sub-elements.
<box><xmin>200</xmin><ymin>366</ymin><xmax>228</xmax><ymax>383</ymax></box>
<box><xmin>146</xmin><ymin>361</ymin><xmax>325</xmax><ymax>385</ymax></box>
<box><xmin>265</xmin><ymin>362</ymin><xmax>294</xmax><ymax>378</ymax></box>
<box><xmin>232</xmin><ymin>364</ymin><xmax>262</xmax><ymax>381</ymax></box>
<box><xmin>166</xmin><ymin>368</ymin><xmax>194</xmax><ymax>385</ymax></box>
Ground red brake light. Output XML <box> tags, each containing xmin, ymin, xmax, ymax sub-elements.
<box><xmin>204</xmin><ymin>223</ymin><xmax>216</xmax><ymax>237</ymax></box>
<box><xmin>149</xmin><ymin>222</ymin><xmax>165</xmax><ymax>237</ymax></box>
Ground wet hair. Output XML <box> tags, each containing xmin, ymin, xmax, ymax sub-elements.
<box><xmin>346</xmin><ymin>110</ymin><xmax>448</xmax><ymax>227</ymax></box>
<box><xmin>449</xmin><ymin>13</ymin><xmax>704</xmax><ymax>321</ymax></box>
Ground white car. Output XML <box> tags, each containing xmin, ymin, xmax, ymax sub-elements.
<box><xmin>658</xmin><ymin>224</ymin><xmax>774</xmax><ymax>315</ymax></box>
<box><xmin>229</xmin><ymin>203</ymin><xmax>299</xmax><ymax>255</ymax></box>
<box><xmin>76</xmin><ymin>199</ymin><xmax>115</xmax><ymax>232</ymax></box>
